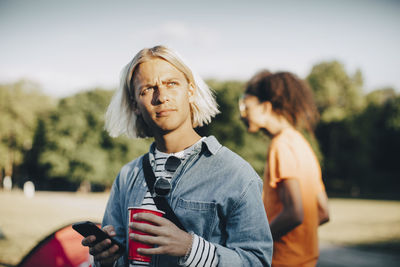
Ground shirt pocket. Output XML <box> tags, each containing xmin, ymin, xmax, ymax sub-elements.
<box><xmin>175</xmin><ymin>198</ymin><xmax>217</xmax><ymax>240</ymax></box>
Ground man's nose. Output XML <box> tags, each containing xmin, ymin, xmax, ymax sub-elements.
<box><xmin>153</xmin><ymin>85</ymin><xmax>169</xmax><ymax>104</ymax></box>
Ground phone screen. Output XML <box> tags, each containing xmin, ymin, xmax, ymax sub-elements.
<box><xmin>72</xmin><ymin>221</ymin><xmax>125</xmax><ymax>253</ymax></box>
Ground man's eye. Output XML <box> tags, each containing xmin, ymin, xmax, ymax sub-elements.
<box><xmin>140</xmin><ymin>87</ymin><xmax>153</xmax><ymax>95</ymax></box>
<box><xmin>167</xmin><ymin>81</ymin><xmax>177</xmax><ymax>87</ymax></box>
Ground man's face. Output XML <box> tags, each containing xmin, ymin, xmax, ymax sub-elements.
<box><xmin>133</xmin><ymin>58</ymin><xmax>194</xmax><ymax>135</ymax></box>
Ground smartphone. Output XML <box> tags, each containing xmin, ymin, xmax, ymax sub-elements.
<box><xmin>72</xmin><ymin>221</ymin><xmax>125</xmax><ymax>254</ymax></box>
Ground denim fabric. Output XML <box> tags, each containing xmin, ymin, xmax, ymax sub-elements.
<box><xmin>102</xmin><ymin>136</ymin><xmax>273</xmax><ymax>267</ymax></box>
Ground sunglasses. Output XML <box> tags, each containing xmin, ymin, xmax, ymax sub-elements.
<box><xmin>238</xmin><ymin>96</ymin><xmax>247</xmax><ymax>117</ymax></box>
<box><xmin>153</xmin><ymin>156</ymin><xmax>182</xmax><ymax>197</ymax></box>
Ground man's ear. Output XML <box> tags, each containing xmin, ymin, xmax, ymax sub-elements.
<box><xmin>188</xmin><ymin>83</ymin><xmax>195</xmax><ymax>103</ymax></box>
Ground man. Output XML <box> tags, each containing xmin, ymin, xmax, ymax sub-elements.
<box><xmin>239</xmin><ymin>71</ymin><xmax>330</xmax><ymax>267</ymax></box>
<box><xmin>82</xmin><ymin>46</ymin><xmax>273</xmax><ymax>267</ymax></box>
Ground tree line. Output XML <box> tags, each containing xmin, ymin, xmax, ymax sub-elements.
<box><xmin>1</xmin><ymin>61</ymin><xmax>399</xmax><ymax>198</ymax></box>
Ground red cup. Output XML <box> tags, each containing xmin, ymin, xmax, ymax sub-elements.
<box><xmin>128</xmin><ymin>207</ymin><xmax>165</xmax><ymax>262</ymax></box>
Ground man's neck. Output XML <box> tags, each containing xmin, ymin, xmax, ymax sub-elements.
<box><xmin>154</xmin><ymin>128</ymin><xmax>201</xmax><ymax>153</ymax></box>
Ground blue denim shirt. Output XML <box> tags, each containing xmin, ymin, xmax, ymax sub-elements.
<box><xmin>102</xmin><ymin>136</ymin><xmax>273</xmax><ymax>267</ymax></box>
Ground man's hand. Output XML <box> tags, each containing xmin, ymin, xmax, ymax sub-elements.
<box><xmin>130</xmin><ymin>213</ymin><xmax>192</xmax><ymax>257</ymax></box>
<box><xmin>81</xmin><ymin>225</ymin><xmax>123</xmax><ymax>267</ymax></box>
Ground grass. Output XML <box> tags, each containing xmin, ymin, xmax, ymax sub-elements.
<box><xmin>318</xmin><ymin>198</ymin><xmax>400</xmax><ymax>248</ymax></box>
<box><xmin>0</xmin><ymin>190</ymin><xmax>107</xmax><ymax>266</ymax></box>
<box><xmin>1</xmin><ymin>191</ymin><xmax>400</xmax><ymax>266</ymax></box>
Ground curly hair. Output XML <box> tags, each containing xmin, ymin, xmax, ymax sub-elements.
<box><xmin>245</xmin><ymin>71</ymin><xmax>319</xmax><ymax>134</ymax></box>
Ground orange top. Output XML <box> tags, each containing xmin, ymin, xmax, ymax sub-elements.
<box><xmin>263</xmin><ymin>128</ymin><xmax>325</xmax><ymax>267</ymax></box>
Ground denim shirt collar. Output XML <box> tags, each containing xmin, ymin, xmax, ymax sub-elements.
<box><xmin>148</xmin><ymin>135</ymin><xmax>222</xmax><ymax>164</ymax></box>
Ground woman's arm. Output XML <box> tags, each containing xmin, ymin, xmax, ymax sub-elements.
<box><xmin>269</xmin><ymin>178</ymin><xmax>304</xmax><ymax>240</ymax></box>
<box><xmin>317</xmin><ymin>190</ymin><xmax>330</xmax><ymax>225</ymax></box>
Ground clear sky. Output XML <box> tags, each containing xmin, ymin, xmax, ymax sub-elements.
<box><xmin>1</xmin><ymin>0</ymin><xmax>399</xmax><ymax>97</ymax></box>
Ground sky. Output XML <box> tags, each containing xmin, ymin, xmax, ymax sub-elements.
<box><xmin>1</xmin><ymin>0</ymin><xmax>399</xmax><ymax>97</ymax></box>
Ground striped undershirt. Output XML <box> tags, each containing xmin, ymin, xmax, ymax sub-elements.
<box><xmin>130</xmin><ymin>138</ymin><xmax>218</xmax><ymax>267</ymax></box>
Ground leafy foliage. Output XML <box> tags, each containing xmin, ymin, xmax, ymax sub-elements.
<box><xmin>0</xmin><ymin>80</ymin><xmax>54</xmax><ymax>181</ymax></box>
<box><xmin>31</xmin><ymin>89</ymin><xmax>152</xmax><ymax>189</ymax></box>
<box><xmin>2</xmin><ymin>60</ymin><xmax>399</xmax><ymax>197</ymax></box>
<box><xmin>316</xmin><ymin>93</ymin><xmax>400</xmax><ymax>197</ymax></box>
<box><xmin>307</xmin><ymin>61</ymin><xmax>364</xmax><ymax>122</ymax></box>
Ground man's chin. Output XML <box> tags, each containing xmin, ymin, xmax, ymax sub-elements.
<box><xmin>153</xmin><ymin>124</ymin><xmax>178</xmax><ymax>135</ymax></box>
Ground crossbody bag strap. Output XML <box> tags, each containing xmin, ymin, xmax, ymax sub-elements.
<box><xmin>142</xmin><ymin>153</ymin><xmax>186</xmax><ymax>231</ymax></box>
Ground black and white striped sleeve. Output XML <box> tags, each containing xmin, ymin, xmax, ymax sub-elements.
<box><xmin>179</xmin><ymin>234</ymin><xmax>218</xmax><ymax>267</ymax></box>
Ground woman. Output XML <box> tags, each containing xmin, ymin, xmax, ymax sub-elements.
<box><xmin>239</xmin><ymin>71</ymin><xmax>329</xmax><ymax>267</ymax></box>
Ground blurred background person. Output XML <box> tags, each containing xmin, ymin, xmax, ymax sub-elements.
<box><xmin>239</xmin><ymin>71</ymin><xmax>330</xmax><ymax>267</ymax></box>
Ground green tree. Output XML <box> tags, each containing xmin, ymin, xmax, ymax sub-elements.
<box><xmin>0</xmin><ymin>80</ymin><xmax>54</xmax><ymax>184</ymax></box>
<box><xmin>37</xmin><ymin>89</ymin><xmax>152</xmax><ymax>189</ymax></box>
<box><xmin>199</xmin><ymin>80</ymin><xmax>246</xmax><ymax>150</ymax></box>
<box><xmin>307</xmin><ymin>61</ymin><xmax>364</xmax><ymax>122</ymax></box>
<box><xmin>21</xmin><ymin>118</ymin><xmax>48</xmax><ymax>187</ymax></box>
<box><xmin>365</xmin><ymin>87</ymin><xmax>396</xmax><ymax>106</ymax></box>
<box><xmin>316</xmin><ymin>87</ymin><xmax>400</xmax><ymax>197</ymax></box>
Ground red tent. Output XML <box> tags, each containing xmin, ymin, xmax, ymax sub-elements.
<box><xmin>16</xmin><ymin>223</ymin><xmax>99</xmax><ymax>267</ymax></box>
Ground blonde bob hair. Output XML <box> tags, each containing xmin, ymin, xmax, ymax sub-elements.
<box><xmin>105</xmin><ymin>45</ymin><xmax>220</xmax><ymax>138</ymax></box>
